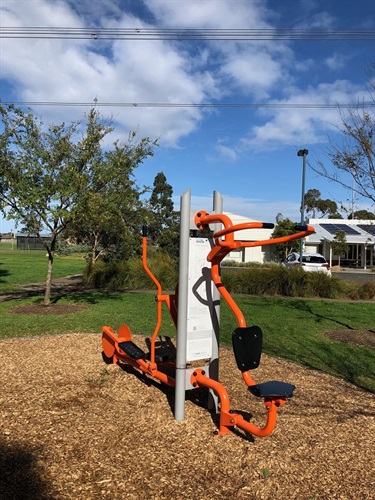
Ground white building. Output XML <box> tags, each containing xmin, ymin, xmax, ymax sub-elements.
<box><xmin>222</xmin><ymin>212</ymin><xmax>274</xmax><ymax>264</ymax></box>
<box><xmin>306</xmin><ymin>219</ymin><xmax>375</xmax><ymax>269</ymax></box>
<box><xmin>220</xmin><ymin>213</ymin><xmax>375</xmax><ymax>269</ymax></box>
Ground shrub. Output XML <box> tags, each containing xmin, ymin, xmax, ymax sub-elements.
<box><xmin>222</xmin><ymin>265</ymin><xmax>348</xmax><ymax>299</ymax></box>
<box><xmin>303</xmin><ymin>272</ymin><xmax>345</xmax><ymax>299</ymax></box>
<box><xmin>357</xmin><ymin>281</ymin><xmax>375</xmax><ymax>300</ymax></box>
<box><xmin>83</xmin><ymin>260</ymin><xmax>131</xmax><ymax>289</ymax></box>
<box><xmin>84</xmin><ymin>253</ymin><xmax>178</xmax><ymax>291</ymax></box>
<box><xmin>85</xmin><ymin>258</ymin><xmax>374</xmax><ymax>301</ymax></box>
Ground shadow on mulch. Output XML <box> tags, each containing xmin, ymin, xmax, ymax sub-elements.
<box><xmin>0</xmin><ymin>441</ymin><xmax>54</xmax><ymax>500</ymax></box>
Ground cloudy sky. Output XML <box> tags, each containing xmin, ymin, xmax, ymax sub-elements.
<box><xmin>0</xmin><ymin>0</ymin><xmax>374</xmax><ymax>232</ymax></box>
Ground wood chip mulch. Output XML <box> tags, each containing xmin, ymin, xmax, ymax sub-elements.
<box><xmin>0</xmin><ymin>333</ymin><xmax>374</xmax><ymax>499</ymax></box>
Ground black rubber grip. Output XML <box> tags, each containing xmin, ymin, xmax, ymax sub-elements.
<box><xmin>262</xmin><ymin>222</ymin><xmax>274</xmax><ymax>229</ymax></box>
<box><xmin>294</xmin><ymin>224</ymin><xmax>308</xmax><ymax>231</ymax></box>
<box><xmin>142</xmin><ymin>225</ymin><xmax>148</xmax><ymax>237</ymax></box>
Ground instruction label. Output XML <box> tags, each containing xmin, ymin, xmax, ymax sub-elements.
<box><xmin>186</xmin><ymin>238</ymin><xmax>216</xmax><ymax>361</ymax></box>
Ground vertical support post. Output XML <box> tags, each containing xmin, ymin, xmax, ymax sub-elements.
<box><xmin>174</xmin><ymin>189</ymin><xmax>191</xmax><ymax>421</ymax></box>
<box><xmin>207</xmin><ymin>191</ymin><xmax>223</xmax><ymax>412</ymax></box>
<box><xmin>298</xmin><ymin>149</ymin><xmax>308</xmax><ymax>266</ymax></box>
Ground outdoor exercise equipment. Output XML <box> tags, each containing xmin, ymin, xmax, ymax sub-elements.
<box><xmin>102</xmin><ymin>190</ymin><xmax>315</xmax><ymax>438</ymax></box>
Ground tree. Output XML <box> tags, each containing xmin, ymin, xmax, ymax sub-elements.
<box><xmin>65</xmin><ymin>138</ymin><xmax>153</xmax><ymax>263</ymax></box>
<box><xmin>311</xmin><ymin>61</ymin><xmax>375</xmax><ymax>205</ymax></box>
<box><xmin>0</xmin><ymin>104</ymin><xmax>157</xmax><ymax>304</ymax></box>
<box><xmin>146</xmin><ymin>172</ymin><xmax>180</xmax><ymax>257</ymax></box>
<box><xmin>331</xmin><ymin>231</ymin><xmax>349</xmax><ymax>267</ymax></box>
<box><xmin>348</xmin><ymin>209</ymin><xmax>375</xmax><ymax>220</ymax></box>
<box><xmin>304</xmin><ymin>188</ymin><xmax>342</xmax><ymax>219</ymax></box>
<box><xmin>271</xmin><ymin>218</ymin><xmax>300</xmax><ymax>260</ymax></box>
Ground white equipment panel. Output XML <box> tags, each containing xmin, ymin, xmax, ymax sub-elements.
<box><xmin>186</xmin><ymin>237</ymin><xmax>215</xmax><ymax>362</ymax></box>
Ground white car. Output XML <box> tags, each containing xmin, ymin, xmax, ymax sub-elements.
<box><xmin>283</xmin><ymin>252</ymin><xmax>331</xmax><ymax>275</ymax></box>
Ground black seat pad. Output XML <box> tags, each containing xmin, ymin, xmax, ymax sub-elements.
<box><xmin>248</xmin><ymin>380</ymin><xmax>295</xmax><ymax>398</ymax></box>
<box><xmin>232</xmin><ymin>326</ymin><xmax>263</xmax><ymax>372</ymax></box>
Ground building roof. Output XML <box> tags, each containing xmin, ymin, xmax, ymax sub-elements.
<box><xmin>307</xmin><ymin>219</ymin><xmax>375</xmax><ymax>244</ymax></box>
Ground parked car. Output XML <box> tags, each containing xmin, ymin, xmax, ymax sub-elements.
<box><xmin>282</xmin><ymin>252</ymin><xmax>331</xmax><ymax>275</ymax></box>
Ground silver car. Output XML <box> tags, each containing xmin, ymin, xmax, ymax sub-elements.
<box><xmin>283</xmin><ymin>252</ymin><xmax>331</xmax><ymax>275</ymax></box>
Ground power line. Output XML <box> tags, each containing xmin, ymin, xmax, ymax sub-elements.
<box><xmin>2</xmin><ymin>100</ymin><xmax>374</xmax><ymax>109</ymax></box>
<box><xmin>1</xmin><ymin>27</ymin><xmax>375</xmax><ymax>41</ymax></box>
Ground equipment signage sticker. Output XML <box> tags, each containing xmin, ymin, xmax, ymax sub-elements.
<box><xmin>186</xmin><ymin>237</ymin><xmax>215</xmax><ymax>361</ymax></box>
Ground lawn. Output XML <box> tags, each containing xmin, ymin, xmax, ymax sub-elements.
<box><xmin>0</xmin><ymin>247</ymin><xmax>86</xmax><ymax>292</ymax></box>
<box><xmin>0</xmin><ymin>247</ymin><xmax>374</xmax><ymax>393</ymax></box>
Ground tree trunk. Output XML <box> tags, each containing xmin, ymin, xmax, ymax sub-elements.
<box><xmin>44</xmin><ymin>252</ymin><xmax>54</xmax><ymax>305</ymax></box>
<box><xmin>91</xmin><ymin>234</ymin><xmax>99</xmax><ymax>265</ymax></box>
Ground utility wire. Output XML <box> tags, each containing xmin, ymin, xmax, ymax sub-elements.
<box><xmin>1</xmin><ymin>27</ymin><xmax>375</xmax><ymax>41</ymax></box>
<box><xmin>2</xmin><ymin>100</ymin><xmax>374</xmax><ymax>109</ymax></box>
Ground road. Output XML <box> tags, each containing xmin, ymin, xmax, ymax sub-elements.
<box><xmin>222</xmin><ymin>266</ymin><xmax>375</xmax><ymax>283</ymax></box>
<box><xmin>332</xmin><ymin>270</ymin><xmax>375</xmax><ymax>283</ymax></box>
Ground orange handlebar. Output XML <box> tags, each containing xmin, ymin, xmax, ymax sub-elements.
<box><xmin>194</xmin><ymin>211</ymin><xmax>315</xmax><ymax>327</ymax></box>
<box><xmin>195</xmin><ymin>211</ymin><xmax>315</xmax><ymax>263</ymax></box>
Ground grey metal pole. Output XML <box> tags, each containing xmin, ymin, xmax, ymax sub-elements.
<box><xmin>174</xmin><ymin>189</ymin><xmax>191</xmax><ymax>421</ymax></box>
<box><xmin>298</xmin><ymin>149</ymin><xmax>308</xmax><ymax>267</ymax></box>
<box><xmin>207</xmin><ymin>191</ymin><xmax>223</xmax><ymax>412</ymax></box>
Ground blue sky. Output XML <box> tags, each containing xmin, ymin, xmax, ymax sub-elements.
<box><xmin>0</xmin><ymin>0</ymin><xmax>374</xmax><ymax>233</ymax></box>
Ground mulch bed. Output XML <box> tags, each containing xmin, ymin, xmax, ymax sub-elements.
<box><xmin>0</xmin><ymin>333</ymin><xmax>374</xmax><ymax>499</ymax></box>
<box><xmin>9</xmin><ymin>304</ymin><xmax>88</xmax><ymax>315</ymax></box>
<box><xmin>325</xmin><ymin>328</ymin><xmax>375</xmax><ymax>349</ymax></box>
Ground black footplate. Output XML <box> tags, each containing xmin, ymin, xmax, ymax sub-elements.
<box><xmin>248</xmin><ymin>380</ymin><xmax>295</xmax><ymax>398</ymax></box>
<box><xmin>118</xmin><ymin>341</ymin><xmax>147</xmax><ymax>360</ymax></box>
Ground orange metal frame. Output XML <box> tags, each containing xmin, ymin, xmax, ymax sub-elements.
<box><xmin>101</xmin><ymin>213</ymin><xmax>315</xmax><ymax>438</ymax></box>
<box><xmin>102</xmin><ymin>232</ymin><xmax>177</xmax><ymax>386</ymax></box>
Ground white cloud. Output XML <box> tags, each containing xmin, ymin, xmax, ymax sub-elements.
<box><xmin>145</xmin><ymin>0</ymin><xmax>271</xmax><ymax>30</ymax></box>
<box><xmin>244</xmin><ymin>80</ymin><xmax>368</xmax><ymax>150</ymax></box>
<box><xmin>0</xmin><ymin>0</ymin><xmax>370</xmax><ymax>153</ymax></box>
<box><xmin>214</xmin><ymin>143</ymin><xmax>238</xmax><ymax>162</ymax></box>
<box><xmin>0</xmin><ymin>1</ymin><xmax>219</xmax><ymax>146</ymax></box>
<box><xmin>324</xmin><ymin>53</ymin><xmax>348</xmax><ymax>71</ymax></box>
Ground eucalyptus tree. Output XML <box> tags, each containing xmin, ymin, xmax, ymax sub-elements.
<box><xmin>0</xmin><ymin>104</ymin><xmax>157</xmax><ymax>304</ymax></box>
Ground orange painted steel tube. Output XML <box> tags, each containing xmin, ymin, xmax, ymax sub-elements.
<box><xmin>142</xmin><ymin>236</ymin><xmax>162</xmax><ymax>295</ymax></box>
<box><xmin>230</xmin><ymin>400</ymin><xmax>280</xmax><ymax>438</ymax></box>
<box><xmin>211</xmin><ymin>262</ymin><xmax>246</xmax><ymax>327</ymax></box>
<box><xmin>191</xmin><ymin>369</ymin><xmax>232</xmax><ymax>435</ymax></box>
<box><xmin>102</xmin><ymin>324</ymin><xmax>176</xmax><ymax>386</ymax></box>
<box><xmin>241</xmin><ymin>370</ymin><xmax>257</xmax><ymax>387</ymax></box>
<box><xmin>117</xmin><ymin>356</ymin><xmax>176</xmax><ymax>387</ymax></box>
<box><xmin>142</xmin><ymin>235</ymin><xmax>171</xmax><ymax>365</ymax></box>
<box><xmin>193</xmin><ymin>370</ymin><xmax>282</xmax><ymax>437</ymax></box>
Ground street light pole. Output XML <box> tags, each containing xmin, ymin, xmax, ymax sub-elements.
<box><xmin>297</xmin><ymin>149</ymin><xmax>308</xmax><ymax>267</ymax></box>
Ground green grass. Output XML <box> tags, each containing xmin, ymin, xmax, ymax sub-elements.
<box><xmin>220</xmin><ymin>297</ymin><xmax>375</xmax><ymax>392</ymax></box>
<box><xmin>0</xmin><ymin>247</ymin><xmax>374</xmax><ymax>392</ymax></box>
<box><xmin>0</xmin><ymin>291</ymin><xmax>374</xmax><ymax>392</ymax></box>
<box><xmin>0</xmin><ymin>247</ymin><xmax>86</xmax><ymax>292</ymax></box>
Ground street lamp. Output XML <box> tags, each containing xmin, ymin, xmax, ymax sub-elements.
<box><xmin>297</xmin><ymin>149</ymin><xmax>308</xmax><ymax>267</ymax></box>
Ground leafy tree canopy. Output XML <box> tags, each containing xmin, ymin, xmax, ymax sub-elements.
<box><xmin>331</xmin><ymin>230</ymin><xmax>349</xmax><ymax>266</ymax></box>
<box><xmin>271</xmin><ymin>218</ymin><xmax>300</xmax><ymax>260</ymax></box>
<box><xmin>0</xmin><ymin>104</ymin><xmax>157</xmax><ymax>303</ymax></box>
<box><xmin>348</xmin><ymin>209</ymin><xmax>375</xmax><ymax>220</ymax></box>
<box><xmin>304</xmin><ymin>188</ymin><xmax>342</xmax><ymax>219</ymax></box>
<box><xmin>146</xmin><ymin>172</ymin><xmax>180</xmax><ymax>257</ymax></box>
